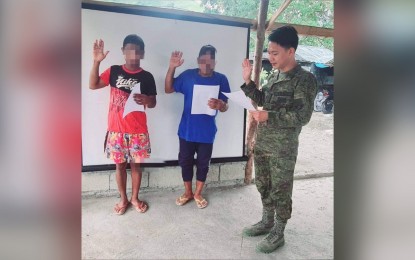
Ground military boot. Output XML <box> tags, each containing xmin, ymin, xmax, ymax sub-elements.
<box><xmin>242</xmin><ymin>209</ymin><xmax>274</xmax><ymax>237</ymax></box>
<box><xmin>256</xmin><ymin>216</ymin><xmax>286</xmax><ymax>253</ymax></box>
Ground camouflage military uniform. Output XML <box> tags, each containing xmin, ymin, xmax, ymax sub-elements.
<box><xmin>241</xmin><ymin>64</ymin><xmax>317</xmax><ymax>221</ymax></box>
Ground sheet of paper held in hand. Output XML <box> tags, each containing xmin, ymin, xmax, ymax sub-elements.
<box><xmin>123</xmin><ymin>83</ymin><xmax>145</xmax><ymax>118</ymax></box>
<box><xmin>191</xmin><ymin>84</ymin><xmax>220</xmax><ymax>116</ymax></box>
<box><xmin>222</xmin><ymin>90</ymin><xmax>257</xmax><ymax>111</ymax></box>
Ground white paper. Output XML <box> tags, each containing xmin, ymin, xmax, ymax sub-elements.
<box><xmin>222</xmin><ymin>90</ymin><xmax>257</xmax><ymax>111</ymax></box>
<box><xmin>191</xmin><ymin>84</ymin><xmax>220</xmax><ymax>116</ymax></box>
<box><xmin>123</xmin><ymin>83</ymin><xmax>145</xmax><ymax>118</ymax></box>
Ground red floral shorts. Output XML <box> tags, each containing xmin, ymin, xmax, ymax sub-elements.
<box><xmin>105</xmin><ymin>132</ymin><xmax>151</xmax><ymax>163</ymax></box>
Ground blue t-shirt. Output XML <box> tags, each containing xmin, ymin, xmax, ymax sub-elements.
<box><xmin>173</xmin><ymin>69</ymin><xmax>231</xmax><ymax>143</ymax></box>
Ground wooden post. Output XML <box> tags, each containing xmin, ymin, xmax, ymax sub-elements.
<box><xmin>266</xmin><ymin>0</ymin><xmax>292</xmax><ymax>32</ymax></box>
<box><xmin>244</xmin><ymin>0</ymin><xmax>269</xmax><ymax>184</ymax></box>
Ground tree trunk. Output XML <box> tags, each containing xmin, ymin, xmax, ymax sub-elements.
<box><xmin>244</xmin><ymin>0</ymin><xmax>269</xmax><ymax>184</ymax></box>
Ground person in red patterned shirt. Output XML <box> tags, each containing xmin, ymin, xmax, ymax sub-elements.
<box><xmin>89</xmin><ymin>34</ymin><xmax>157</xmax><ymax>215</ymax></box>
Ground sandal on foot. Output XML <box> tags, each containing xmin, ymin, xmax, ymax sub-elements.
<box><xmin>195</xmin><ymin>198</ymin><xmax>208</xmax><ymax>209</ymax></box>
<box><xmin>175</xmin><ymin>195</ymin><xmax>193</xmax><ymax>206</ymax></box>
<box><xmin>114</xmin><ymin>203</ymin><xmax>129</xmax><ymax>215</ymax></box>
<box><xmin>132</xmin><ymin>201</ymin><xmax>148</xmax><ymax>213</ymax></box>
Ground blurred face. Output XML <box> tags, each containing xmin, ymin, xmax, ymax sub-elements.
<box><xmin>267</xmin><ymin>41</ymin><xmax>295</xmax><ymax>71</ymax></box>
<box><xmin>197</xmin><ymin>52</ymin><xmax>216</xmax><ymax>76</ymax></box>
<box><xmin>122</xmin><ymin>43</ymin><xmax>144</xmax><ymax>64</ymax></box>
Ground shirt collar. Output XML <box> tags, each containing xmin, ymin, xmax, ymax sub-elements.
<box><xmin>276</xmin><ymin>64</ymin><xmax>302</xmax><ymax>80</ymax></box>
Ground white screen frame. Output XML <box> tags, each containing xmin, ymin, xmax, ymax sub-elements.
<box><xmin>82</xmin><ymin>3</ymin><xmax>250</xmax><ymax>171</ymax></box>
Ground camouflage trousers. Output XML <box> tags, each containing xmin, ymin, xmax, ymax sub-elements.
<box><xmin>255</xmin><ymin>153</ymin><xmax>297</xmax><ymax>221</ymax></box>
<box><xmin>254</xmin><ymin>126</ymin><xmax>300</xmax><ymax>221</ymax></box>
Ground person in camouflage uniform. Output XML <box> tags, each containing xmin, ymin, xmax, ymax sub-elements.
<box><xmin>240</xmin><ymin>26</ymin><xmax>317</xmax><ymax>253</ymax></box>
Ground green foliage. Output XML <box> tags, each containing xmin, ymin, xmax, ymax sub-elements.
<box><xmin>271</xmin><ymin>0</ymin><xmax>334</xmax><ymax>50</ymax></box>
<box><xmin>299</xmin><ymin>36</ymin><xmax>333</xmax><ymax>51</ymax></box>
<box><xmin>200</xmin><ymin>0</ymin><xmax>333</xmax><ymax>28</ymax></box>
<box><xmin>269</xmin><ymin>0</ymin><xmax>333</xmax><ymax>29</ymax></box>
<box><xmin>200</xmin><ymin>0</ymin><xmax>333</xmax><ymax>50</ymax></box>
<box><xmin>260</xmin><ymin>68</ymin><xmax>271</xmax><ymax>86</ymax></box>
<box><xmin>100</xmin><ymin>0</ymin><xmax>203</xmax><ymax>12</ymax></box>
<box><xmin>200</xmin><ymin>0</ymin><xmax>259</xmax><ymax>18</ymax></box>
<box><xmin>99</xmin><ymin>0</ymin><xmax>333</xmax><ymax>50</ymax></box>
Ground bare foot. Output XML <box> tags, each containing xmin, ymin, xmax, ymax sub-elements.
<box><xmin>194</xmin><ymin>194</ymin><xmax>208</xmax><ymax>209</ymax></box>
<box><xmin>130</xmin><ymin>198</ymin><xmax>148</xmax><ymax>213</ymax></box>
<box><xmin>176</xmin><ymin>193</ymin><xmax>194</xmax><ymax>206</ymax></box>
<box><xmin>114</xmin><ymin>200</ymin><xmax>129</xmax><ymax>215</ymax></box>
<box><xmin>194</xmin><ymin>194</ymin><xmax>203</xmax><ymax>201</ymax></box>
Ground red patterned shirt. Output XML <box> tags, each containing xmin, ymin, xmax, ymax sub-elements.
<box><xmin>100</xmin><ymin>65</ymin><xmax>157</xmax><ymax>133</ymax></box>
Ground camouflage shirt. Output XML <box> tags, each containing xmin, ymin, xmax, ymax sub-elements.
<box><xmin>241</xmin><ymin>64</ymin><xmax>317</xmax><ymax>156</ymax></box>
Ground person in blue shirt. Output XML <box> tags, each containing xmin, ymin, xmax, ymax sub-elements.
<box><xmin>165</xmin><ymin>45</ymin><xmax>230</xmax><ymax>209</ymax></box>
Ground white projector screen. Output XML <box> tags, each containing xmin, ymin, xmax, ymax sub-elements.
<box><xmin>82</xmin><ymin>4</ymin><xmax>250</xmax><ymax>170</ymax></box>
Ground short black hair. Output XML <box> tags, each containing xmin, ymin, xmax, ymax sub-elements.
<box><xmin>123</xmin><ymin>34</ymin><xmax>145</xmax><ymax>51</ymax></box>
<box><xmin>268</xmin><ymin>25</ymin><xmax>299</xmax><ymax>50</ymax></box>
<box><xmin>198</xmin><ymin>45</ymin><xmax>216</xmax><ymax>59</ymax></box>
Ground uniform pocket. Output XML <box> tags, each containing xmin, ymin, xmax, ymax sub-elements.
<box><xmin>270</xmin><ymin>91</ymin><xmax>293</xmax><ymax>109</ymax></box>
<box><xmin>274</xmin><ymin>131</ymin><xmax>299</xmax><ymax>157</ymax></box>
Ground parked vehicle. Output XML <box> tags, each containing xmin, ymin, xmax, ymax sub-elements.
<box><xmin>311</xmin><ymin>63</ymin><xmax>334</xmax><ymax>114</ymax></box>
<box><xmin>314</xmin><ymin>86</ymin><xmax>334</xmax><ymax>113</ymax></box>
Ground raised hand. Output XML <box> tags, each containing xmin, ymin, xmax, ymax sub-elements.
<box><xmin>93</xmin><ymin>39</ymin><xmax>109</xmax><ymax>63</ymax></box>
<box><xmin>242</xmin><ymin>58</ymin><xmax>253</xmax><ymax>84</ymax></box>
<box><xmin>169</xmin><ymin>51</ymin><xmax>184</xmax><ymax>69</ymax></box>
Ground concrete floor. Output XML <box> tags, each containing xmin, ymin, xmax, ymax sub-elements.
<box><xmin>82</xmin><ymin>176</ymin><xmax>333</xmax><ymax>259</ymax></box>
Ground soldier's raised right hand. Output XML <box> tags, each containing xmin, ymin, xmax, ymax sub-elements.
<box><xmin>242</xmin><ymin>58</ymin><xmax>253</xmax><ymax>84</ymax></box>
<box><xmin>93</xmin><ymin>39</ymin><xmax>109</xmax><ymax>63</ymax></box>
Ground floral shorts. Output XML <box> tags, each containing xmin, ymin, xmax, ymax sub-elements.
<box><xmin>105</xmin><ymin>132</ymin><xmax>151</xmax><ymax>164</ymax></box>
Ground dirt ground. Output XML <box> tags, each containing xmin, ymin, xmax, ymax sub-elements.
<box><xmin>294</xmin><ymin>111</ymin><xmax>334</xmax><ymax>177</ymax></box>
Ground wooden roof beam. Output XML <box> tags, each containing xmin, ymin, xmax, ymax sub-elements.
<box><xmin>266</xmin><ymin>0</ymin><xmax>293</xmax><ymax>31</ymax></box>
<box><xmin>258</xmin><ymin>22</ymin><xmax>333</xmax><ymax>38</ymax></box>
